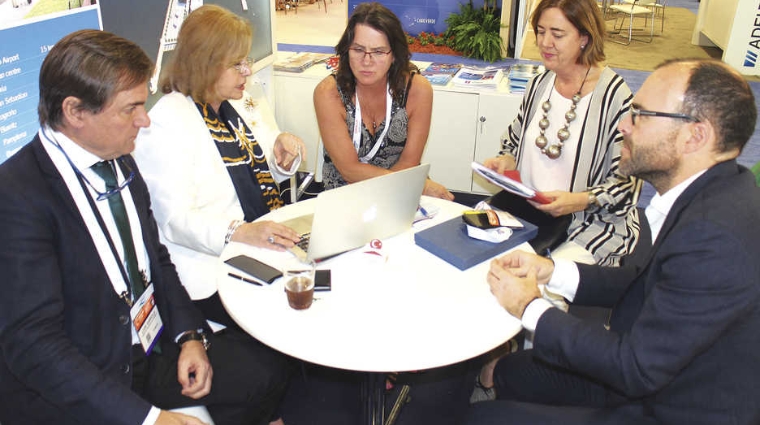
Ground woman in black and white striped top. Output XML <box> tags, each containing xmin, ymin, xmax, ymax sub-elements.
<box><xmin>485</xmin><ymin>0</ymin><xmax>641</xmax><ymax>267</ymax></box>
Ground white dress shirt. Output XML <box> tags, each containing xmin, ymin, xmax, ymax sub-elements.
<box><xmin>521</xmin><ymin>170</ymin><xmax>707</xmax><ymax>332</ymax></box>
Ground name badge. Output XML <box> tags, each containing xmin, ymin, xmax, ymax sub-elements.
<box><xmin>130</xmin><ymin>284</ymin><xmax>164</xmax><ymax>355</ymax></box>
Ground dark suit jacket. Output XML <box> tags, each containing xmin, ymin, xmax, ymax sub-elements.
<box><xmin>533</xmin><ymin>160</ymin><xmax>760</xmax><ymax>425</ymax></box>
<box><xmin>0</xmin><ymin>137</ymin><xmax>208</xmax><ymax>425</ymax></box>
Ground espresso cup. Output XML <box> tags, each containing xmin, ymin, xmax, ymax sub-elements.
<box><xmin>283</xmin><ymin>259</ymin><xmax>316</xmax><ymax>310</ymax></box>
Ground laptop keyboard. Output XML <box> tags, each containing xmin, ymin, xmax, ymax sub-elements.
<box><xmin>296</xmin><ymin>232</ymin><xmax>311</xmax><ymax>251</ymax></box>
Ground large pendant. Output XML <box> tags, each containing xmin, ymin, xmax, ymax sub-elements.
<box><xmin>534</xmin><ymin>88</ymin><xmax>582</xmax><ymax>160</ymax></box>
<box><xmin>546</xmin><ymin>144</ymin><xmax>562</xmax><ymax>159</ymax></box>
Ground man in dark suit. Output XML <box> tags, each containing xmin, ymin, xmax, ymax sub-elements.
<box><xmin>0</xmin><ymin>30</ymin><xmax>288</xmax><ymax>425</ymax></box>
<box><xmin>466</xmin><ymin>59</ymin><xmax>760</xmax><ymax>425</ymax></box>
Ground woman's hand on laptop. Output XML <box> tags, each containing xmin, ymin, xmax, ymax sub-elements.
<box><xmin>230</xmin><ymin>220</ymin><xmax>301</xmax><ymax>250</ymax></box>
<box><xmin>423</xmin><ymin>179</ymin><xmax>454</xmax><ymax>201</ymax></box>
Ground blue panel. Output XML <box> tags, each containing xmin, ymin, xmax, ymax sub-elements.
<box><xmin>348</xmin><ymin>0</ymin><xmax>492</xmax><ymax>36</ymax></box>
<box><xmin>0</xmin><ymin>8</ymin><xmax>101</xmax><ymax>164</ymax></box>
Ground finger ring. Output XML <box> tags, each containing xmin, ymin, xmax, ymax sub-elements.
<box><xmin>267</xmin><ymin>235</ymin><xmax>275</xmax><ymax>244</ymax></box>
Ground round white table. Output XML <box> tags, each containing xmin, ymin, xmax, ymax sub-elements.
<box><xmin>218</xmin><ymin>196</ymin><xmax>525</xmax><ymax>424</ymax></box>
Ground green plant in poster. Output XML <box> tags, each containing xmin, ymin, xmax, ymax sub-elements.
<box><xmin>443</xmin><ymin>0</ymin><xmax>505</xmax><ymax>63</ymax></box>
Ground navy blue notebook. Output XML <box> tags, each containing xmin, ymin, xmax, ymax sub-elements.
<box><xmin>414</xmin><ymin>216</ymin><xmax>539</xmax><ymax>270</ymax></box>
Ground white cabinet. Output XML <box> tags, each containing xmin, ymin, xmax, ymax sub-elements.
<box><xmin>272</xmin><ymin>54</ymin><xmax>523</xmax><ymax>193</ymax></box>
<box><xmin>471</xmin><ymin>92</ymin><xmax>523</xmax><ymax>194</ymax></box>
<box><xmin>425</xmin><ymin>90</ymin><xmax>479</xmax><ymax>192</ymax></box>
<box><xmin>424</xmin><ymin>89</ymin><xmax>521</xmax><ymax>194</ymax></box>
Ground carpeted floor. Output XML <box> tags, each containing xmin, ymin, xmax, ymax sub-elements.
<box><xmin>520</xmin><ymin>6</ymin><xmax>722</xmax><ymax>72</ymax></box>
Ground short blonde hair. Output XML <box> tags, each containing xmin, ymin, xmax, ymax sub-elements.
<box><xmin>160</xmin><ymin>4</ymin><xmax>252</xmax><ymax>102</ymax></box>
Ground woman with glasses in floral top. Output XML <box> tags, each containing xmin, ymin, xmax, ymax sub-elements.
<box><xmin>314</xmin><ymin>2</ymin><xmax>453</xmax><ymax>200</ymax></box>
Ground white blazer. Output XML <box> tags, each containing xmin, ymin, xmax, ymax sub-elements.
<box><xmin>133</xmin><ymin>78</ymin><xmax>298</xmax><ymax>300</ymax></box>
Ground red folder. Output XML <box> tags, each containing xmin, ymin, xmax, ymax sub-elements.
<box><xmin>471</xmin><ymin>162</ymin><xmax>552</xmax><ymax>205</ymax></box>
<box><xmin>501</xmin><ymin>171</ymin><xmax>552</xmax><ymax>204</ymax></box>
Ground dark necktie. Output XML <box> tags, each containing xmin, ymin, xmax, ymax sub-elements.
<box><xmin>91</xmin><ymin>160</ymin><xmax>144</xmax><ymax>302</ymax></box>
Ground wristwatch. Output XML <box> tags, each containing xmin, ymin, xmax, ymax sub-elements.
<box><xmin>177</xmin><ymin>330</ymin><xmax>210</xmax><ymax>351</ymax></box>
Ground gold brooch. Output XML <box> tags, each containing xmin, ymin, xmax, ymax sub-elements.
<box><xmin>244</xmin><ymin>97</ymin><xmax>257</xmax><ymax>112</ymax></box>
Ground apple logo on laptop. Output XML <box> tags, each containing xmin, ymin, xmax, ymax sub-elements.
<box><xmin>362</xmin><ymin>204</ymin><xmax>378</xmax><ymax>223</ymax></box>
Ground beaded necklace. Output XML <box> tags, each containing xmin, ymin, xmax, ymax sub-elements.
<box><xmin>535</xmin><ymin>67</ymin><xmax>591</xmax><ymax>159</ymax></box>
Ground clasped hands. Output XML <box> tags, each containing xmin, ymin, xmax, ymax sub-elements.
<box><xmin>487</xmin><ymin>250</ymin><xmax>555</xmax><ymax>318</ymax></box>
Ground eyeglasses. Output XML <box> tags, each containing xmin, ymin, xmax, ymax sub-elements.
<box><xmin>232</xmin><ymin>57</ymin><xmax>254</xmax><ymax>74</ymax></box>
<box><xmin>88</xmin><ymin>159</ymin><xmax>136</xmax><ymax>201</ymax></box>
<box><xmin>630</xmin><ymin>105</ymin><xmax>700</xmax><ymax>126</ymax></box>
<box><xmin>347</xmin><ymin>47</ymin><xmax>392</xmax><ymax>61</ymax></box>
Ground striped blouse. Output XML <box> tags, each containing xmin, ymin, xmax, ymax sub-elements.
<box><xmin>500</xmin><ymin>67</ymin><xmax>642</xmax><ymax>266</ymax></box>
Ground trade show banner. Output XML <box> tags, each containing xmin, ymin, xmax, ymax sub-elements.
<box><xmin>347</xmin><ymin>0</ymin><xmax>492</xmax><ymax>36</ymax></box>
<box><xmin>0</xmin><ymin>5</ymin><xmax>101</xmax><ymax>164</ymax></box>
<box><xmin>724</xmin><ymin>0</ymin><xmax>760</xmax><ymax>75</ymax></box>
<box><xmin>0</xmin><ymin>0</ymin><xmax>274</xmax><ymax>165</ymax></box>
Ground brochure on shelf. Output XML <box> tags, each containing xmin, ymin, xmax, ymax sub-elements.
<box><xmin>471</xmin><ymin>162</ymin><xmax>551</xmax><ymax>204</ymax></box>
<box><xmin>421</xmin><ymin>62</ymin><xmax>462</xmax><ymax>86</ymax></box>
<box><xmin>451</xmin><ymin>66</ymin><xmax>504</xmax><ymax>89</ymax></box>
<box><xmin>274</xmin><ymin>52</ymin><xmax>334</xmax><ymax>72</ymax></box>
<box><xmin>507</xmin><ymin>63</ymin><xmax>545</xmax><ymax>94</ymax></box>
<box><xmin>508</xmin><ymin>64</ymin><xmax>545</xmax><ymax>81</ymax></box>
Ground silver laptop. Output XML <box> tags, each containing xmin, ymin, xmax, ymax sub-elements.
<box><xmin>283</xmin><ymin>163</ymin><xmax>430</xmax><ymax>261</ymax></box>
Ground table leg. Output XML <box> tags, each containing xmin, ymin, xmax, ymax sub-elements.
<box><xmin>385</xmin><ymin>384</ymin><xmax>411</xmax><ymax>425</ymax></box>
<box><xmin>362</xmin><ymin>372</ymin><xmax>385</xmax><ymax>425</ymax></box>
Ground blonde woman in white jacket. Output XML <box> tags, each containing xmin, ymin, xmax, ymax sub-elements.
<box><xmin>134</xmin><ymin>0</ymin><xmax>303</xmax><ymax>352</ymax></box>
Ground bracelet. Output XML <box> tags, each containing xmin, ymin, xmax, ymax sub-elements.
<box><xmin>224</xmin><ymin>220</ymin><xmax>244</xmax><ymax>245</ymax></box>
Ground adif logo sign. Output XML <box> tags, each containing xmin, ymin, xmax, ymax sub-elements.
<box><xmin>746</xmin><ymin>1</ymin><xmax>760</xmax><ymax>68</ymax></box>
<box><xmin>745</xmin><ymin>50</ymin><xmax>758</xmax><ymax>67</ymax></box>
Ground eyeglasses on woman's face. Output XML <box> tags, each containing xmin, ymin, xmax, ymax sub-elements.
<box><xmin>231</xmin><ymin>57</ymin><xmax>254</xmax><ymax>74</ymax></box>
<box><xmin>347</xmin><ymin>47</ymin><xmax>392</xmax><ymax>61</ymax></box>
<box><xmin>629</xmin><ymin>105</ymin><xmax>700</xmax><ymax>126</ymax></box>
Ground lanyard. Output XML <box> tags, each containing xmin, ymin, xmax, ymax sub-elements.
<box><xmin>353</xmin><ymin>82</ymin><xmax>392</xmax><ymax>163</ymax></box>
<box><xmin>42</xmin><ymin>129</ymin><xmax>139</xmax><ymax>305</ymax></box>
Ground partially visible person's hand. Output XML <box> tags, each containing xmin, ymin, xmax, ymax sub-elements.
<box><xmin>176</xmin><ymin>340</ymin><xmax>212</xmax><ymax>399</ymax></box>
<box><xmin>156</xmin><ymin>410</ymin><xmax>209</xmax><ymax>425</ymax></box>
<box><xmin>273</xmin><ymin>132</ymin><xmax>305</xmax><ymax>171</ymax></box>
<box><xmin>487</xmin><ymin>261</ymin><xmax>542</xmax><ymax>318</ymax></box>
<box><xmin>231</xmin><ymin>220</ymin><xmax>301</xmax><ymax>250</ymax></box>
<box><xmin>483</xmin><ymin>155</ymin><xmax>516</xmax><ymax>174</ymax></box>
<box><xmin>423</xmin><ymin>179</ymin><xmax>455</xmax><ymax>200</ymax></box>
<box><xmin>492</xmin><ymin>250</ymin><xmax>555</xmax><ymax>285</ymax></box>
<box><xmin>534</xmin><ymin>191</ymin><xmax>588</xmax><ymax>216</ymax></box>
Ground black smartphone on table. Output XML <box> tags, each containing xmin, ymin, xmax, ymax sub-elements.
<box><xmin>225</xmin><ymin>255</ymin><xmax>282</xmax><ymax>285</ymax></box>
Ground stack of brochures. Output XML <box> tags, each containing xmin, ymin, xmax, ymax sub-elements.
<box><xmin>421</xmin><ymin>63</ymin><xmax>462</xmax><ymax>86</ymax></box>
<box><xmin>274</xmin><ymin>52</ymin><xmax>334</xmax><ymax>73</ymax></box>
<box><xmin>507</xmin><ymin>63</ymin><xmax>545</xmax><ymax>93</ymax></box>
<box><xmin>451</xmin><ymin>66</ymin><xmax>504</xmax><ymax>90</ymax></box>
